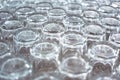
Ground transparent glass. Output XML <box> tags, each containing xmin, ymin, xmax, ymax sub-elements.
<box><xmin>81</xmin><ymin>24</ymin><xmax>106</xmax><ymax>48</ymax></box>
<box><xmin>47</xmin><ymin>8</ymin><xmax>66</xmax><ymax>22</ymax></box>
<box><xmin>13</xmin><ymin>28</ymin><xmax>40</xmax><ymax>53</ymax></box>
<box><xmin>15</xmin><ymin>6</ymin><xmax>36</xmax><ymax>23</ymax></box>
<box><xmin>1</xmin><ymin>20</ymin><xmax>24</xmax><ymax>41</ymax></box>
<box><xmin>87</xmin><ymin>43</ymin><xmax>117</xmax><ymax>66</ymax></box>
<box><xmin>42</xmin><ymin>22</ymin><xmax>65</xmax><ymax>44</ymax></box>
<box><xmin>100</xmin><ymin>17</ymin><xmax>120</xmax><ymax>34</ymax></box>
<box><xmin>26</xmin><ymin>13</ymin><xmax>48</xmax><ymax>30</ymax></box>
<box><xmin>32</xmin><ymin>59</ymin><xmax>58</xmax><ymax>74</ymax></box>
<box><xmin>59</xmin><ymin>57</ymin><xmax>91</xmax><ymax>79</ymax></box>
<box><xmin>98</xmin><ymin>5</ymin><xmax>117</xmax><ymax>18</ymax></box>
<box><xmin>82</xmin><ymin>10</ymin><xmax>100</xmax><ymax>24</ymax></box>
<box><xmin>0</xmin><ymin>42</ymin><xmax>11</xmax><ymax>59</ymax></box>
<box><xmin>109</xmin><ymin>33</ymin><xmax>120</xmax><ymax>48</ymax></box>
<box><xmin>35</xmin><ymin>2</ymin><xmax>53</xmax><ymax>15</ymax></box>
<box><xmin>81</xmin><ymin>0</ymin><xmax>99</xmax><ymax>10</ymax></box>
<box><xmin>1</xmin><ymin>0</ymin><xmax>25</xmax><ymax>12</ymax></box>
<box><xmin>0</xmin><ymin>58</ymin><xmax>32</xmax><ymax>80</ymax></box>
<box><xmin>30</xmin><ymin>42</ymin><xmax>59</xmax><ymax>60</ymax></box>
<box><xmin>34</xmin><ymin>74</ymin><xmax>60</xmax><ymax>80</ymax></box>
<box><xmin>60</xmin><ymin>31</ymin><xmax>87</xmax><ymax>57</ymax></box>
<box><xmin>63</xmin><ymin>15</ymin><xmax>84</xmax><ymax>32</ymax></box>
<box><xmin>95</xmin><ymin>76</ymin><xmax>117</xmax><ymax>80</ymax></box>
<box><xmin>65</xmin><ymin>3</ymin><xmax>82</xmax><ymax>16</ymax></box>
<box><xmin>96</xmin><ymin>0</ymin><xmax>111</xmax><ymax>6</ymax></box>
<box><xmin>0</xmin><ymin>11</ymin><xmax>13</xmax><ymax>25</ymax></box>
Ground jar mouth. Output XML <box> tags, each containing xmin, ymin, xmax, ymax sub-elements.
<box><xmin>60</xmin><ymin>31</ymin><xmax>86</xmax><ymax>48</ymax></box>
<box><xmin>0</xmin><ymin>42</ymin><xmax>9</xmax><ymax>56</ymax></box>
<box><xmin>98</xmin><ymin>5</ymin><xmax>116</xmax><ymax>13</ymax></box>
<box><xmin>82</xmin><ymin>10</ymin><xmax>100</xmax><ymax>19</ymax></box>
<box><xmin>27</xmin><ymin>13</ymin><xmax>48</xmax><ymax>23</ymax></box>
<box><xmin>48</xmin><ymin>8</ymin><xmax>66</xmax><ymax>16</ymax></box>
<box><xmin>60</xmin><ymin>57</ymin><xmax>90</xmax><ymax>76</ymax></box>
<box><xmin>66</xmin><ymin>3</ymin><xmax>82</xmax><ymax>10</ymax></box>
<box><xmin>63</xmin><ymin>16</ymin><xmax>84</xmax><ymax>27</ymax></box>
<box><xmin>14</xmin><ymin>29</ymin><xmax>40</xmax><ymax>43</ymax></box>
<box><xmin>34</xmin><ymin>75</ymin><xmax>59</xmax><ymax>80</ymax></box>
<box><xmin>0</xmin><ymin>58</ymin><xmax>32</xmax><ymax>79</ymax></box>
<box><xmin>43</xmin><ymin>22</ymin><xmax>65</xmax><ymax>35</ymax></box>
<box><xmin>2</xmin><ymin>0</ymin><xmax>24</xmax><ymax>7</ymax></box>
<box><xmin>109</xmin><ymin>34</ymin><xmax>120</xmax><ymax>44</ymax></box>
<box><xmin>101</xmin><ymin>18</ymin><xmax>120</xmax><ymax>27</ymax></box>
<box><xmin>81</xmin><ymin>24</ymin><xmax>105</xmax><ymax>36</ymax></box>
<box><xmin>90</xmin><ymin>44</ymin><xmax>116</xmax><ymax>59</ymax></box>
<box><xmin>2</xmin><ymin>20</ymin><xmax>23</xmax><ymax>30</ymax></box>
<box><xmin>0</xmin><ymin>11</ymin><xmax>13</xmax><ymax>20</ymax></box>
<box><xmin>15</xmin><ymin>6</ymin><xmax>35</xmax><ymax>15</ymax></box>
<box><xmin>30</xmin><ymin>42</ymin><xmax>58</xmax><ymax>59</ymax></box>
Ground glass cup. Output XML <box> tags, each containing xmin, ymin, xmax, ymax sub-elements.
<box><xmin>59</xmin><ymin>57</ymin><xmax>91</xmax><ymax>79</ymax></box>
<box><xmin>82</xmin><ymin>9</ymin><xmax>100</xmax><ymax>24</ymax></box>
<box><xmin>1</xmin><ymin>0</ymin><xmax>25</xmax><ymax>12</ymax></box>
<box><xmin>30</xmin><ymin>42</ymin><xmax>59</xmax><ymax>60</ymax></box>
<box><xmin>47</xmin><ymin>8</ymin><xmax>66</xmax><ymax>22</ymax></box>
<box><xmin>81</xmin><ymin>24</ymin><xmax>106</xmax><ymax>48</ymax></box>
<box><xmin>63</xmin><ymin>15</ymin><xmax>84</xmax><ymax>32</ymax></box>
<box><xmin>13</xmin><ymin>28</ymin><xmax>40</xmax><ymax>53</ymax></box>
<box><xmin>81</xmin><ymin>0</ymin><xmax>99</xmax><ymax>10</ymax></box>
<box><xmin>0</xmin><ymin>57</ymin><xmax>32</xmax><ymax>80</ymax></box>
<box><xmin>0</xmin><ymin>11</ymin><xmax>14</xmax><ymax>25</ymax></box>
<box><xmin>35</xmin><ymin>2</ymin><xmax>53</xmax><ymax>15</ymax></box>
<box><xmin>98</xmin><ymin>5</ymin><xmax>117</xmax><ymax>18</ymax></box>
<box><xmin>42</xmin><ymin>22</ymin><xmax>65</xmax><ymax>45</ymax></box>
<box><xmin>86</xmin><ymin>42</ymin><xmax>117</xmax><ymax>66</ymax></box>
<box><xmin>65</xmin><ymin>3</ymin><xmax>82</xmax><ymax>16</ymax></box>
<box><xmin>26</xmin><ymin>13</ymin><xmax>48</xmax><ymax>31</ymax></box>
<box><xmin>15</xmin><ymin>6</ymin><xmax>36</xmax><ymax>26</ymax></box>
<box><xmin>60</xmin><ymin>31</ymin><xmax>87</xmax><ymax>57</ymax></box>
<box><xmin>1</xmin><ymin>20</ymin><xmax>24</xmax><ymax>42</ymax></box>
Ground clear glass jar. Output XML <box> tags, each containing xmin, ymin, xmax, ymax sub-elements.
<box><xmin>26</xmin><ymin>13</ymin><xmax>48</xmax><ymax>30</ymax></box>
<box><xmin>1</xmin><ymin>0</ymin><xmax>25</xmax><ymax>12</ymax></box>
<box><xmin>87</xmin><ymin>43</ymin><xmax>117</xmax><ymax>66</ymax></box>
<box><xmin>82</xmin><ymin>9</ymin><xmax>100</xmax><ymax>24</ymax></box>
<box><xmin>47</xmin><ymin>8</ymin><xmax>66</xmax><ymax>22</ymax></box>
<box><xmin>0</xmin><ymin>42</ymin><xmax>11</xmax><ymax>59</ymax></box>
<box><xmin>0</xmin><ymin>57</ymin><xmax>32</xmax><ymax>80</ymax></box>
<box><xmin>1</xmin><ymin>20</ymin><xmax>24</xmax><ymax>41</ymax></box>
<box><xmin>60</xmin><ymin>31</ymin><xmax>87</xmax><ymax>56</ymax></box>
<box><xmin>0</xmin><ymin>11</ymin><xmax>13</xmax><ymax>25</ymax></box>
<box><xmin>81</xmin><ymin>24</ymin><xmax>106</xmax><ymax>48</ymax></box>
<box><xmin>42</xmin><ymin>22</ymin><xmax>65</xmax><ymax>45</ymax></box>
<box><xmin>35</xmin><ymin>2</ymin><xmax>53</xmax><ymax>15</ymax></box>
<box><xmin>15</xmin><ymin>6</ymin><xmax>36</xmax><ymax>25</ymax></box>
<box><xmin>13</xmin><ymin>28</ymin><xmax>40</xmax><ymax>53</ymax></box>
<box><xmin>30</xmin><ymin>42</ymin><xmax>59</xmax><ymax>60</ymax></box>
<box><xmin>63</xmin><ymin>15</ymin><xmax>84</xmax><ymax>32</ymax></box>
<box><xmin>98</xmin><ymin>5</ymin><xmax>117</xmax><ymax>18</ymax></box>
<box><xmin>59</xmin><ymin>57</ymin><xmax>91</xmax><ymax>79</ymax></box>
<box><xmin>65</xmin><ymin>3</ymin><xmax>82</xmax><ymax>16</ymax></box>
